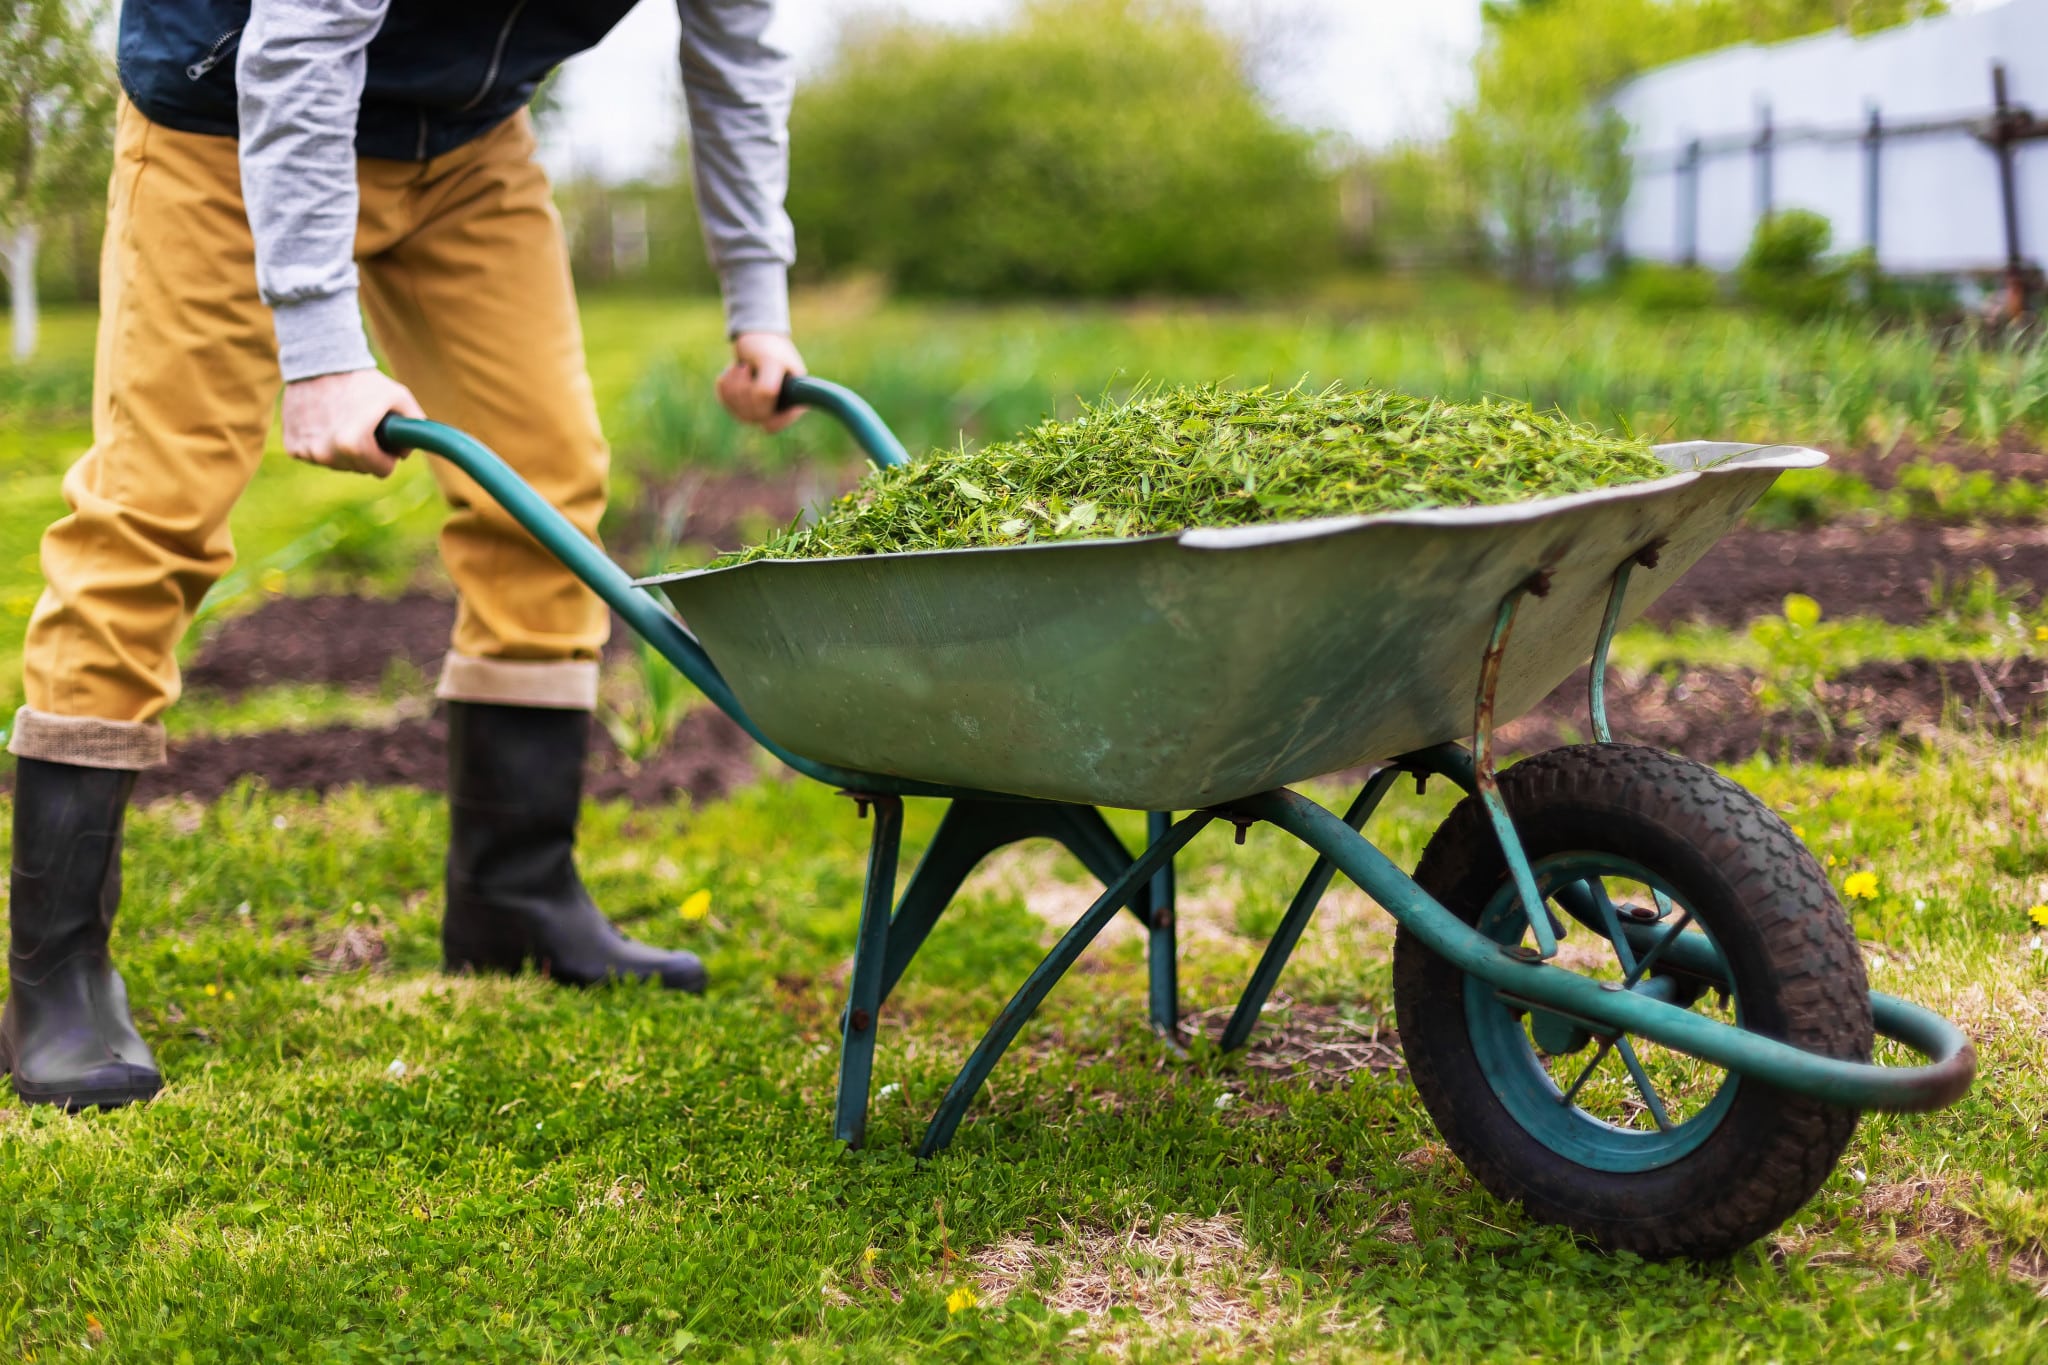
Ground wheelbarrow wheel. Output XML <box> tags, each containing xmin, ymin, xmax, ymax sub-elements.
<box><xmin>1391</xmin><ymin>743</ymin><xmax>1873</xmax><ymax>1260</ymax></box>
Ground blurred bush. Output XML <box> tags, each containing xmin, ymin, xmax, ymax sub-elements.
<box><xmin>556</xmin><ymin>177</ymin><xmax>715</xmax><ymax>296</ymax></box>
<box><xmin>1738</xmin><ymin>210</ymin><xmax>1848</xmax><ymax>319</ymax></box>
<box><xmin>1342</xmin><ymin>143</ymin><xmax>1489</xmax><ymax>272</ymax></box>
<box><xmin>786</xmin><ymin>0</ymin><xmax>1336</xmax><ymax>298</ymax></box>
<box><xmin>1622</xmin><ymin>262</ymin><xmax>1720</xmax><ymax>313</ymax></box>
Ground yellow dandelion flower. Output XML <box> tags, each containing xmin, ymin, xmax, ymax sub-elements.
<box><xmin>861</xmin><ymin>1247</ymin><xmax>879</xmax><ymax>1266</ymax></box>
<box><xmin>678</xmin><ymin>889</ymin><xmax>712</xmax><ymax>922</ymax></box>
<box><xmin>224</xmin><ymin>990</ymin><xmax>236</xmax><ymax>1002</ymax></box>
<box><xmin>2036</xmin><ymin>624</ymin><xmax>2048</xmax><ymax>642</ymax></box>
<box><xmin>1792</xmin><ymin>824</ymin><xmax>1808</xmax><ymax>840</ymax></box>
<box><xmin>946</xmin><ymin>1286</ymin><xmax>978</xmax><ymax>1315</ymax></box>
<box><xmin>1842</xmin><ymin>871</ymin><xmax>1880</xmax><ymax>901</ymax></box>
<box><xmin>203</xmin><ymin>983</ymin><xmax>219</xmax><ymax>997</ymax></box>
<box><xmin>2029</xmin><ymin>904</ymin><xmax>2048</xmax><ymax>928</ymax></box>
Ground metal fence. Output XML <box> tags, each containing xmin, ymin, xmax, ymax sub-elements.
<box><xmin>1611</xmin><ymin>0</ymin><xmax>2048</xmax><ymax>297</ymax></box>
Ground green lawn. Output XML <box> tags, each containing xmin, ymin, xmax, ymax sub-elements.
<box><xmin>0</xmin><ymin>742</ymin><xmax>2043</xmax><ymax>1361</ymax></box>
<box><xmin>3</xmin><ymin>289</ymin><xmax>2047</xmax><ymax>1360</ymax></box>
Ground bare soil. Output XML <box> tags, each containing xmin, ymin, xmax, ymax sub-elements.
<box><xmin>1823</xmin><ymin>435</ymin><xmax>2048</xmax><ymax>488</ymax></box>
<box><xmin>1500</xmin><ymin>656</ymin><xmax>2048</xmax><ymax>766</ymax></box>
<box><xmin>186</xmin><ymin>591</ymin><xmax>456</xmax><ymax>694</ymax></box>
<box><xmin>57</xmin><ymin>706</ymin><xmax>763</xmax><ymax>808</ymax></box>
<box><xmin>608</xmin><ymin>460</ymin><xmax>862</xmax><ymax>554</ymax></box>
<box><xmin>1647</xmin><ymin>523</ymin><xmax>2048</xmax><ymax>627</ymax></box>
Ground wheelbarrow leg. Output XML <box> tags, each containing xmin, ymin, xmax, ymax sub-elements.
<box><xmin>835</xmin><ymin>794</ymin><xmax>903</xmax><ymax>1148</ymax></box>
<box><xmin>870</xmin><ymin>800</ymin><xmax>1150</xmax><ymax>1010</ymax></box>
<box><xmin>1219</xmin><ymin>767</ymin><xmax>1402</xmax><ymax>1052</ymax></box>
<box><xmin>1146</xmin><ymin>811</ymin><xmax>1178</xmax><ymax>1037</ymax></box>
<box><xmin>920</xmin><ymin>811</ymin><xmax>1216</xmax><ymax>1158</ymax></box>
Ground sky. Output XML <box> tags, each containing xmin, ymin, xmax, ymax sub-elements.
<box><xmin>537</xmin><ymin>0</ymin><xmax>1488</xmax><ymax>183</ymax></box>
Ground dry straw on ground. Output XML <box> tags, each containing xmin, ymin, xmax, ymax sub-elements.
<box><xmin>971</xmin><ymin>1214</ymin><xmax>1365</xmax><ymax>1354</ymax></box>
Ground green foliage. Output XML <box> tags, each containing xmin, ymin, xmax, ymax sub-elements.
<box><xmin>1344</xmin><ymin>145</ymin><xmax>1488</xmax><ymax>271</ymax></box>
<box><xmin>1</xmin><ymin>740</ymin><xmax>2046</xmax><ymax>1359</ymax></box>
<box><xmin>0</xmin><ymin>0</ymin><xmax>115</xmax><ymax>339</ymax></box>
<box><xmin>1749</xmin><ymin>592</ymin><xmax>1836</xmax><ymax>735</ymax></box>
<box><xmin>598</xmin><ymin>633</ymin><xmax>696</xmax><ymax>765</ymax></box>
<box><xmin>0</xmin><ymin>0</ymin><xmax>113</xmax><ymax>229</ymax></box>
<box><xmin>787</xmin><ymin>0</ymin><xmax>1335</xmax><ymax>298</ymax></box>
<box><xmin>718</xmin><ymin>383</ymin><xmax>1667</xmax><ymax>563</ymax></box>
<box><xmin>1740</xmin><ymin>210</ymin><xmax>1850</xmax><ymax>319</ymax></box>
<box><xmin>556</xmin><ymin>177</ymin><xmax>716</xmax><ymax>296</ymax></box>
<box><xmin>1736</xmin><ymin>459</ymin><xmax>2048</xmax><ymax>531</ymax></box>
<box><xmin>1623</xmin><ymin>262</ymin><xmax>1720</xmax><ymax>314</ymax></box>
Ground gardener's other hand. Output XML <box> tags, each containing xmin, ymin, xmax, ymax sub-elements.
<box><xmin>281</xmin><ymin>369</ymin><xmax>424</xmax><ymax>478</ymax></box>
<box><xmin>718</xmin><ymin>332</ymin><xmax>807</xmax><ymax>433</ymax></box>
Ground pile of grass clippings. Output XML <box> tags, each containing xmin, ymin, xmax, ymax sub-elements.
<box><xmin>714</xmin><ymin>383</ymin><xmax>1671</xmax><ymax>565</ymax></box>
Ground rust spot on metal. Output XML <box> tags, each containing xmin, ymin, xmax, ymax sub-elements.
<box><xmin>1523</xmin><ymin>569</ymin><xmax>1554</xmax><ymax>598</ymax></box>
<box><xmin>1472</xmin><ymin>594</ymin><xmax>1520</xmax><ymax>798</ymax></box>
<box><xmin>1213</xmin><ymin>813</ymin><xmax>1258</xmax><ymax>845</ymax></box>
<box><xmin>1151</xmin><ymin>909</ymin><xmax>1174</xmax><ymax>931</ymax></box>
<box><xmin>849</xmin><ymin>1007</ymin><xmax>872</xmax><ymax>1033</ymax></box>
<box><xmin>1634</xmin><ymin>538</ymin><xmax>1666</xmax><ymax>570</ymax></box>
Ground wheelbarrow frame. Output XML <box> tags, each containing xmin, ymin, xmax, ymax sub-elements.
<box><xmin>376</xmin><ymin>379</ymin><xmax>1973</xmax><ymax>1163</ymax></box>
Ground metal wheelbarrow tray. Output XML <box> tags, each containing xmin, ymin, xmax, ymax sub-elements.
<box><xmin>379</xmin><ymin>379</ymin><xmax>1975</xmax><ymax>1262</ymax></box>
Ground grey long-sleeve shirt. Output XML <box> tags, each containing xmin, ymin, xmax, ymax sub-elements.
<box><xmin>236</xmin><ymin>0</ymin><xmax>796</xmax><ymax>383</ymax></box>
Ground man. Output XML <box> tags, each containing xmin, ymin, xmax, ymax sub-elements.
<box><xmin>4</xmin><ymin>0</ymin><xmax>805</xmax><ymax>1110</ymax></box>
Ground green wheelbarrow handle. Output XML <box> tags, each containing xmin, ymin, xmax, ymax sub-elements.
<box><xmin>777</xmin><ymin>374</ymin><xmax>912</xmax><ymax>468</ymax></box>
<box><xmin>372</xmin><ymin>387</ymin><xmax>962</xmax><ymax>803</ymax></box>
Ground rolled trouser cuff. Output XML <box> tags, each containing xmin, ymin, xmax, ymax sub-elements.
<box><xmin>6</xmin><ymin>707</ymin><xmax>166</xmax><ymax>770</ymax></box>
<box><xmin>435</xmin><ymin>654</ymin><xmax>599</xmax><ymax>711</ymax></box>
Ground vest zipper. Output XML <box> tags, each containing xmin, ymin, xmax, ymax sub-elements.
<box><xmin>458</xmin><ymin>0</ymin><xmax>531</xmax><ymax>112</ymax></box>
<box><xmin>185</xmin><ymin>27</ymin><xmax>243</xmax><ymax>81</ymax></box>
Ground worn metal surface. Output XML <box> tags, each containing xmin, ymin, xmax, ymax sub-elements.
<box><xmin>835</xmin><ymin>795</ymin><xmax>904</xmax><ymax>1148</ymax></box>
<box><xmin>1472</xmin><ymin>585</ymin><xmax>1559</xmax><ymax>958</ymax></box>
<box><xmin>919</xmin><ymin>811</ymin><xmax>1216</xmax><ymax>1157</ymax></box>
<box><xmin>648</xmin><ymin>442</ymin><xmax>1820</xmax><ymax>811</ymax></box>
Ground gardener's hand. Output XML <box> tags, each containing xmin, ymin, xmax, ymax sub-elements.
<box><xmin>717</xmin><ymin>332</ymin><xmax>807</xmax><ymax>434</ymax></box>
<box><xmin>281</xmin><ymin>369</ymin><xmax>424</xmax><ymax>478</ymax></box>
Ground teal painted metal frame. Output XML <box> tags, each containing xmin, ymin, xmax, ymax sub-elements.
<box><xmin>374</xmin><ymin>383</ymin><xmax>1974</xmax><ymax>1161</ymax></box>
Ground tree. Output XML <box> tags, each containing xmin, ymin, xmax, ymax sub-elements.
<box><xmin>788</xmin><ymin>0</ymin><xmax>1334</xmax><ymax>298</ymax></box>
<box><xmin>1</xmin><ymin>0</ymin><xmax>114</xmax><ymax>362</ymax></box>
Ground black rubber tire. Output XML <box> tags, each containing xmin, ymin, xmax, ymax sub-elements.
<box><xmin>1391</xmin><ymin>743</ymin><xmax>1873</xmax><ymax>1260</ymax></box>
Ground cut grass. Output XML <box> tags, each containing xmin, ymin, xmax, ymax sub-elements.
<box><xmin>1</xmin><ymin>737</ymin><xmax>2044</xmax><ymax>1360</ymax></box>
<box><xmin>715</xmin><ymin>384</ymin><xmax>1668</xmax><ymax>564</ymax></box>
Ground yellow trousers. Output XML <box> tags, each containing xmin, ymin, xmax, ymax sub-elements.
<box><xmin>10</xmin><ymin>102</ymin><xmax>609</xmax><ymax>771</ymax></box>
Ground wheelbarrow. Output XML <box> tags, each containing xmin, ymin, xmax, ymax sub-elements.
<box><xmin>377</xmin><ymin>378</ymin><xmax>1974</xmax><ymax>1260</ymax></box>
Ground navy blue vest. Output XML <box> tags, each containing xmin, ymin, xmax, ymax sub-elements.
<box><xmin>118</xmin><ymin>0</ymin><xmax>641</xmax><ymax>161</ymax></box>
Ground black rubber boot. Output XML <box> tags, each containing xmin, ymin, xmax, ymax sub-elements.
<box><xmin>2</xmin><ymin>757</ymin><xmax>162</xmax><ymax>1110</ymax></box>
<box><xmin>442</xmin><ymin>700</ymin><xmax>706</xmax><ymax>992</ymax></box>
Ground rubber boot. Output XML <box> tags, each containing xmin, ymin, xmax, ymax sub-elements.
<box><xmin>442</xmin><ymin>701</ymin><xmax>707</xmax><ymax>992</ymax></box>
<box><xmin>1</xmin><ymin>757</ymin><xmax>162</xmax><ymax>1110</ymax></box>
